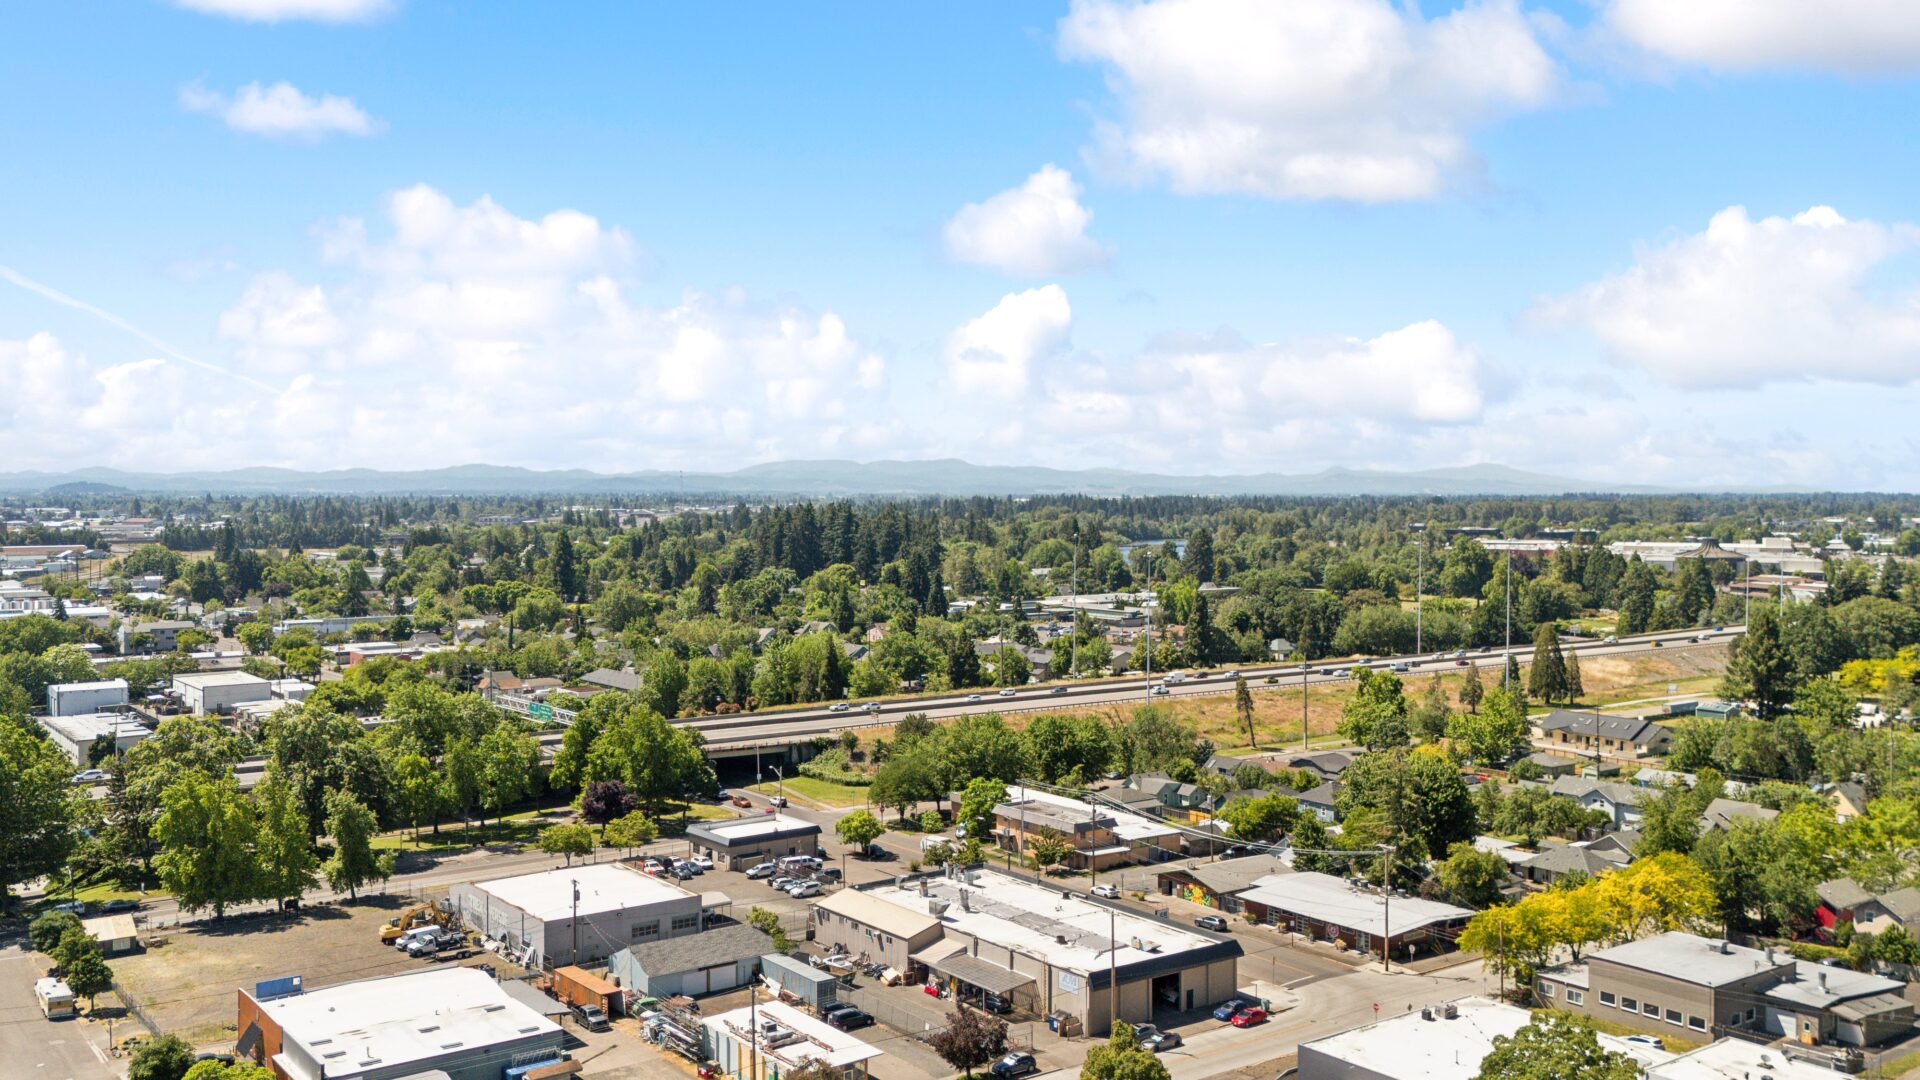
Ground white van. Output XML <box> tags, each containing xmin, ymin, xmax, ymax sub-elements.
<box><xmin>394</xmin><ymin>925</ymin><xmax>441</xmax><ymax>951</ymax></box>
<box><xmin>35</xmin><ymin>977</ymin><xmax>75</xmax><ymax>1019</ymax></box>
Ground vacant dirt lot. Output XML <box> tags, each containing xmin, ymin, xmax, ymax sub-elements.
<box><xmin>114</xmin><ymin>894</ymin><xmax>517</xmax><ymax>1048</ymax></box>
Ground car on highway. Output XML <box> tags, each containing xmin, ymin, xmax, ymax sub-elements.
<box><xmin>828</xmin><ymin>702</ymin><xmax>850</xmax><ymax>712</ymax></box>
<box><xmin>745</xmin><ymin>862</ymin><xmax>778</xmax><ymax>879</ymax></box>
<box><xmin>991</xmin><ymin>1052</ymin><xmax>1040</xmax><ymax>1078</ymax></box>
<box><xmin>1229</xmin><ymin>1006</ymin><xmax>1268</xmax><ymax>1027</ymax></box>
<box><xmin>1652</xmin><ymin>640</ymin><xmax>1664</xmax><ymax>647</ymax></box>
<box><xmin>1265</xmin><ymin>674</ymin><xmax>1279</xmax><ymax>683</ymax></box>
<box><xmin>998</xmin><ymin>688</ymin><xmax>1016</xmax><ymax>697</ymax></box>
<box><xmin>1211</xmin><ymin>998</ymin><xmax>1249</xmax><ymax>1021</ymax></box>
<box><xmin>864</xmin><ymin>702</ymin><xmax>882</xmax><ymax>712</ymax></box>
<box><xmin>1090</xmin><ymin>883</ymin><xmax>1119</xmax><ymax>899</ymax></box>
<box><xmin>71</xmin><ymin>768</ymin><xmax>108</xmax><ymax>784</ymax></box>
<box><xmin>1194</xmin><ymin>914</ymin><xmax>1229</xmax><ymax>932</ymax></box>
<box><xmin>1050</xmin><ymin>685</ymin><xmax>1068</xmax><ymax>694</ymax></box>
<box><xmin>1390</xmin><ymin>663</ymin><xmax>1411</xmax><ymax>674</ymax></box>
<box><xmin>1602</xmin><ymin>635</ymin><xmax>1618</xmax><ymax>644</ymax></box>
<box><xmin>1151</xmin><ymin>684</ymin><xmax>1169</xmax><ymax>696</ymax></box>
<box><xmin>770</xmin><ymin>795</ymin><xmax>789</xmax><ymax>807</ymax></box>
<box><xmin>1454</xmin><ymin>658</ymin><xmax>1471</xmax><ymax>666</ymax></box>
<box><xmin>966</xmin><ymin>694</ymin><xmax>983</xmax><ymax>702</ymax></box>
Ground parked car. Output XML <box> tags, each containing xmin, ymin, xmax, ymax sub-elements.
<box><xmin>786</xmin><ymin>880</ymin><xmax>823</xmax><ymax>898</ymax></box>
<box><xmin>1620</xmin><ymin>1034</ymin><xmax>1663</xmax><ymax>1048</ymax></box>
<box><xmin>1211</xmin><ymin>998</ymin><xmax>1248</xmax><ymax>1021</ymax></box>
<box><xmin>1229</xmin><ymin>1006</ymin><xmax>1267</xmax><ymax>1027</ymax></box>
<box><xmin>690</xmin><ymin>855</ymin><xmax>714</xmax><ymax>871</ymax></box>
<box><xmin>1090</xmin><ymin>884</ymin><xmax>1119</xmax><ymax>899</ymax></box>
<box><xmin>676</xmin><ymin>859</ymin><xmax>704</xmax><ymax>875</ymax></box>
<box><xmin>1139</xmin><ymin>1031</ymin><xmax>1182</xmax><ymax>1052</ymax></box>
<box><xmin>1194</xmin><ymin>914</ymin><xmax>1230</xmax><ymax>932</ymax></box>
<box><xmin>99</xmin><ymin>899</ymin><xmax>140</xmax><ymax>914</ymax></box>
<box><xmin>575</xmin><ymin>1003</ymin><xmax>611</xmax><ymax>1031</ymax></box>
<box><xmin>51</xmin><ymin>900</ymin><xmax>88</xmax><ymax>916</ymax></box>
<box><xmin>746</xmin><ymin>862</ymin><xmax>778</xmax><ymax>879</ymax></box>
<box><xmin>823</xmin><ymin>1003</ymin><xmax>873</xmax><ymax>1030</ymax></box>
<box><xmin>991</xmin><ymin>1052</ymin><xmax>1039</xmax><ymax>1078</ymax></box>
<box><xmin>770</xmin><ymin>877</ymin><xmax>797</xmax><ymax>892</ymax></box>
<box><xmin>71</xmin><ymin>769</ymin><xmax>109</xmax><ymax>785</ymax></box>
<box><xmin>669</xmin><ymin>863</ymin><xmax>697</xmax><ymax>880</ymax></box>
<box><xmin>817</xmin><ymin>866</ymin><xmax>842</xmax><ymax>881</ymax></box>
<box><xmin>981</xmin><ymin>992</ymin><xmax>1012</xmax><ymax>1014</ymax></box>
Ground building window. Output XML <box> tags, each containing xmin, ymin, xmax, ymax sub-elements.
<box><xmin>1599</xmin><ymin>991</ymin><xmax>1617</xmax><ymax>1008</ymax></box>
<box><xmin>1642</xmin><ymin>1002</ymin><xmax>1659</xmax><ymax>1018</ymax></box>
<box><xmin>632</xmin><ymin>921</ymin><xmax>660</xmax><ymax>939</ymax></box>
<box><xmin>1566</xmin><ymin>990</ymin><xmax>1584</xmax><ymax>1006</ymax></box>
<box><xmin>1539</xmin><ymin>982</ymin><xmax>1555</xmax><ymax>998</ymax></box>
<box><xmin>1729</xmin><ymin>1014</ymin><xmax>1742</xmax><ymax>1028</ymax></box>
<box><xmin>671</xmin><ymin>915</ymin><xmax>699</xmax><ymax>932</ymax></box>
<box><xmin>1621</xmin><ymin>997</ymin><xmax>1637</xmax><ymax>1012</ymax></box>
<box><xmin>1745</xmin><ymin>1009</ymin><xmax>1755</xmax><ymax>1023</ymax></box>
<box><xmin>1688</xmin><ymin>1016</ymin><xmax>1705</xmax><ymax>1032</ymax></box>
<box><xmin>1664</xmin><ymin>1008</ymin><xmax>1682</xmax><ymax>1026</ymax></box>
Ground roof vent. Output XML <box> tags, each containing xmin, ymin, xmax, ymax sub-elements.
<box><xmin>1056</xmin><ymin>934</ymin><xmax>1068</xmax><ymax>945</ymax></box>
<box><xmin>1421</xmin><ymin>1007</ymin><xmax>1435</xmax><ymax>1021</ymax></box>
<box><xmin>1442</xmin><ymin>1002</ymin><xmax>1458</xmax><ymax>1019</ymax></box>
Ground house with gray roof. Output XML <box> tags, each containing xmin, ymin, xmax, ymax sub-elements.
<box><xmin>1548</xmin><ymin>776</ymin><xmax>1644</xmax><ymax>829</ymax></box>
<box><xmin>1535</xmin><ymin>710</ymin><xmax>1675</xmax><ymax>757</ymax></box>
<box><xmin>1296</xmin><ymin>780</ymin><xmax>1340</xmax><ymax>823</ymax></box>
<box><xmin>1517</xmin><ymin>843</ymin><xmax>1628</xmax><ymax>885</ymax></box>
<box><xmin>1697</xmin><ymin>798</ymin><xmax>1778</xmax><ymax>833</ymax></box>
<box><xmin>606</xmin><ymin>923</ymin><xmax>772</xmax><ymax>998</ymax></box>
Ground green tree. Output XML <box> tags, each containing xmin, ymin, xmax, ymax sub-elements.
<box><xmin>602</xmin><ymin>809</ymin><xmax>659</xmax><ymax>855</ymax></box>
<box><xmin>1721</xmin><ymin>606</ymin><xmax>1795</xmax><ymax>719</ymax></box>
<box><xmin>127</xmin><ymin>1034</ymin><xmax>195</xmax><ymax>1080</ymax></box>
<box><xmin>1081</xmin><ymin>1024</ymin><xmax>1172</xmax><ymax>1080</ymax></box>
<box><xmin>957</xmin><ymin>777</ymin><xmax>1009</xmax><ymax>839</ymax></box>
<box><xmin>748</xmin><ymin>905</ymin><xmax>792</xmax><ymax>950</ymax></box>
<box><xmin>1434</xmin><ymin>840</ymin><xmax>1510</xmax><ymax>908</ymax></box>
<box><xmin>1528</xmin><ymin>623</ymin><xmax>1568</xmax><ymax>705</ymax></box>
<box><xmin>477</xmin><ymin>722</ymin><xmax>543</xmax><ymax>823</ymax></box>
<box><xmin>1216</xmin><ymin>794</ymin><xmax>1298</xmax><ymax>844</ymax></box>
<box><xmin>321</xmin><ymin>789</ymin><xmax>394</xmax><ymax>901</ymax></box>
<box><xmin>1447</xmin><ymin>685</ymin><xmax>1530</xmax><ymax>765</ymax></box>
<box><xmin>0</xmin><ymin>720</ymin><xmax>76</xmax><ymax>906</ymax></box>
<box><xmin>1460</xmin><ymin>662</ymin><xmax>1485</xmax><ymax>713</ymax></box>
<box><xmin>538</xmin><ymin>822</ymin><xmax>596</xmax><ymax>866</ymax></box>
<box><xmin>837</xmin><ymin>808</ymin><xmax>885</xmax><ymax>854</ymax></box>
<box><xmin>1339</xmin><ymin>668</ymin><xmax>1410</xmax><ymax>750</ymax></box>
<box><xmin>1335</xmin><ymin>746</ymin><xmax>1475</xmax><ymax>861</ymax></box>
<box><xmin>29</xmin><ymin>909</ymin><xmax>82</xmax><ymax>954</ymax></box>
<box><xmin>1233</xmin><ymin>674</ymin><xmax>1257</xmax><ymax>748</ymax></box>
<box><xmin>389</xmin><ymin>752</ymin><xmax>447</xmax><ymax>836</ymax></box>
<box><xmin>1475</xmin><ymin>1012</ymin><xmax>1641</xmax><ymax>1080</ymax></box>
<box><xmin>252</xmin><ymin>777</ymin><xmax>319</xmax><ymax>910</ymax></box>
<box><xmin>153</xmin><ymin>774</ymin><xmax>259</xmax><ymax>918</ymax></box>
<box><xmin>1563</xmin><ymin>648</ymin><xmax>1584</xmax><ymax>702</ymax></box>
<box><xmin>60</xmin><ymin>930</ymin><xmax>113</xmax><ymax>1009</ymax></box>
<box><xmin>992</xmin><ymin>645</ymin><xmax>1031</xmax><ymax>688</ymax></box>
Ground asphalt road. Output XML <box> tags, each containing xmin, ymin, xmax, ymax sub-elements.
<box><xmin>0</xmin><ymin>949</ymin><xmax>117</xmax><ymax>1080</ymax></box>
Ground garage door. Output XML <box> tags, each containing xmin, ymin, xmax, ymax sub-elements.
<box><xmin>699</xmin><ymin>963</ymin><xmax>735</xmax><ymax>994</ymax></box>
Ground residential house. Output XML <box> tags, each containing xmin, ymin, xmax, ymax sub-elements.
<box><xmin>1534</xmin><ymin>710</ymin><xmax>1675</xmax><ymax>757</ymax></box>
<box><xmin>1829</xmin><ymin>782</ymin><xmax>1870</xmax><ymax>822</ymax></box>
<box><xmin>1285</xmin><ymin>750</ymin><xmax>1357</xmax><ymax>781</ymax></box>
<box><xmin>1296</xmin><ymin>780</ymin><xmax>1341</xmax><ymax>823</ymax></box>
<box><xmin>990</xmin><ymin>788</ymin><xmax>1181</xmax><ymax>871</ymax></box>
<box><xmin>1547</xmin><ymin>776</ymin><xmax>1644</xmax><ymax>830</ymax></box>
<box><xmin>1125</xmin><ymin>773</ymin><xmax>1209</xmax><ymax>815</ymax></box>
<box><xmin>579</xmin><ymin>667</ymin><xmax>641</xmax><ymax>693</ymax></box>
<box><xmin>1697</xmin><ymin>798</ymin><xmax>1778</xmax><ymax>834</ymax></box>
<box><xmin>1517</xmin><ymin>842</ymin><xmax>1628</xmax><ymax>885</ymax></box>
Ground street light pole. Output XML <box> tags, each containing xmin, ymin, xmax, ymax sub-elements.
<box><xmin>1503</xmin><ymin>551</ymin><xmax>1513</xmax><ymax>689</ymax></box>
<box><xmin>1414</xmin><ymin>524</ymin><xmax>1424</xmax><ymax>656</ymax></box>
<box><xmin>1142</xmin><ymin>550</ymin><xmax>1153</xmax><ymax>705</ymax></box>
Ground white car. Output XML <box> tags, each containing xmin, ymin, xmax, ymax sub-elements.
<box><xmin>1090</xmin><ymin>884</ymin><xmax>1120</xmax><ymax>899</ymax></box>
<box><xmin>1152</xmin><ymin>685</ymin><xmax>1170</xmax><ymax>696</ymax></box>
<box><xmin>71</xmin><ymin>769</ymin><xmax>109</xmax><ymax>785</ymax></box>
<box><xmin>786</xmin><ymin>880</ymin><xmax>823</xmax><ymax>898</ymax></box>
<box><xmin>828</xmin><ymin>702</ymin><xmax>850</xmax><ymax>712</ymax></box>
<box><xmin>1602</xmin><ymin>634</ymin><xmax>1618</xmax><ymax>644</ymax></box>
<box><xmin>997</xmin><ymin>688</ymin><xmax>1016</xmax><ymax>697</ymax></box>
<box><xmin>863</xmin><ymin>702</ymin><xmax>881</xmax><ymax>712</ymax></box>
<box><xmin>966</xmin><ymin>694</ymin><xmax>983</xmax><ymax>702</ymax></box>
<box><xmin>691</xmin><ymin>855</ymin><xmax>714</xmax><ymax>870</ymax></box>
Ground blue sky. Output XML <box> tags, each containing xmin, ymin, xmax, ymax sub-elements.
<box><xmin>5</xmin><ymin>0</ymin><xmax>1920</xmax><ymax>487</ymax></box>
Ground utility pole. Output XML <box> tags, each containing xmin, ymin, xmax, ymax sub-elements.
<box><xmin>1301</xmin><ymin>653</ymin><xmax>1310</xmax><ymax>751</ymax></box>
<box><xmin>1414</xmin><ymin>523</ymin><xmax>1425</xmax><ymax>656</ymax></box>
<box><xmin>1071</xmin><ymin>544</ymin><xmax>1079</xmax><ymax>681</ymax></box>
<box><xmin>1503</xmin><ymin>551</ymin><xmax>1513</xmax><ymax>689</ymax></box>
<box><xmin>1142</xmin><ymin>550</ymin><xmax>1153</xmax><ymax>705</ymax></box>
<box><xmin>570</xmin><ymin>879</ymin><xmax>579</xmax><ymax>967</ymax></box>
<box><xmin>1108</xmin><ymin>904</ymin><xmax>1119</xmax><ymax>1036</ymax></box>
<box><xmin>1379</xmin><ymin>845</ymin><xmax>1394</xmax><ymax>974</ymax></box>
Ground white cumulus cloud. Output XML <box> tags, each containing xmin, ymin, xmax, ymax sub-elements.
<box><xmin>1058</xmin><ymin>0</ymin><xmax>1558</xmax><ymax>201</ymax></box>
<box><xmin>1604</xmin><ymin>0</ymin><xmax>1920</xmax><ymax>73</ymax></box>
<box><xmin>946</xmin><ymin>286</ymin><xmax>1074</xmax><ymax>397</ymax></box>
<box><xmin>944</xmin><ymin>166</ymin><xmax>1111</xmax><ymax>276</ymax></box>
<box><xmin>1534</xmin><ymin>205</ymin><xmax>1920</xmax><ymax>389</ymax></box>
<box><xmin>172</xmin><ymin>0</ymin><xmax>391</xmax><ymax>22</ymax></box>
<box><xmin>181</xmin><ymin>81</ymin><xmax>382</xmax><ymax>140</ymax></box>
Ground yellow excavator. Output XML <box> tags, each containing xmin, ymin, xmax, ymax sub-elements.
<box><xmin>378</xmin><ymin>902</ymin><xmax>454</xmax><ymax>943</ymax></box>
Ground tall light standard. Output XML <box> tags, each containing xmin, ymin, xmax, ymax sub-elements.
<box><xmin>1141</xmin><ymin>549</ymin><xmax>1153</xmax><ymax>704</ymax></box>
<box><xmin>1413</xmin><ymin>523</ymin><xmax>1426</xmax><ymax>656</ymax></box>
<box><xmin>762</xmin><ymin>765</ymin><xmax>785</xmax><ymax>807</ymax></box>
<box><xmin>1503</xmin><ymin>550</ymin><xmax>1513</xmax><ymax>689</ymax></box>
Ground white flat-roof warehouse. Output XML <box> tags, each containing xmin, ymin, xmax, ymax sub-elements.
<box><xmin>172</xmin><ymin>670</ymin><xmax>273</xmax><ymax>715</ymax></box>
<box><xmin>237</xmin><ymin>967</ymin><xmax>564</xmax><ymax>1080</ymax></box>
<box><xmin>451</xmin><ymin>863</ymin><xmax>705</xmax><ymax>968</ymax></box>
<box><xmin>38</xmin><ymin>712</ymin><xmax>149</xmax><ymax>765</ymax></box>
<box><xmin>1299</xmin><ymin>996</ymin><xmax>1673</xmax><ymax>1080</ymax></box>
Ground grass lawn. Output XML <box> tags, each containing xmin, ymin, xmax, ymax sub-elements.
<box><xmin>1534</xmin><ymin>1008</ymin><xmax>1699</xmax><ymax>1053</ymax></box>
<box><xmin>372</xmin><ymin>804</ymin><xmax>568</xmax><ymax>852</ymax></box>
<box><xmin>749</xmin><ymin>775</ymin><xmax>870</xmax><ymax>808</ymax></box>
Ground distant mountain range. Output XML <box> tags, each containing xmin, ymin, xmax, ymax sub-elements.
<box><xmin>0</xmin><ymin>460</ymin><xmax>1751</xmax><ymax>498</ymax></box>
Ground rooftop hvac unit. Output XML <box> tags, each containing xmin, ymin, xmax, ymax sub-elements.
<box><xmin>1129</xmin><ymin>937</ymin><xmax>1142</xmax><ymax>951</ymax></box>
<box><xmin>959</xmin><ymin>891</ymin><xmax>970</xmax><ymax>911</ymax></box>
<box><xmin>928</xmin><ymin>900</ymin><xmax>951</xmax><ymax>917</ymax></box>
<box><xmin>1442</xmin><ymin>1002</ymin><xmax>1458</xmax><ymax>1019</ymax></box>
<box><xmin>1421</xmin><ymin>1007</ymin><xmax>1434</xmax><ymax>1021</ymax></box>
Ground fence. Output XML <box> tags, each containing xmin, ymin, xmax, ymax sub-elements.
<box><xmin>110</xmin><ymin>977</ymin><xmax>159</xmax><ymax>1037</ymax></box>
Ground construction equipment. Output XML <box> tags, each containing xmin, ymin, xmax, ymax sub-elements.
<box><xmin>378</xmin><ymin>901</ymin><xmax>454</xmax><ymax>943</ymax></box>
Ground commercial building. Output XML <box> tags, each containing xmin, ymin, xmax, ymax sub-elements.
<box><xmin>990</xmin><ymin>787</ymin><xmax>1182</xmax><ymax>871</ymax></box>
<box><xmin>38</xmin><ymin>712</ymin><xmax>150</xmax><ymax>765</ymax></box>
<box><xmin>235</xmin><ymin>966</ymin><xmax>564</xmax><ymax>1080</ymax></box>
<box><xmin>1298</xmin><ymin>996</ymin><xmax>1672</xmax><ymax>1080</ymax></box>
<box><xmin>1154</xmin><ymin>853</ymin><xmax>1293</xmax><ymax>912</ymax></box>
<box><xmin>451</xmin><ymin>863</ymin><xmax>704</xmax><ymax>969</ymax></box>
<box><xmin>684</xmin><ymin>814</ymin><xmax>822</xmax><ymax>870</ymax></box>
<box><xmin>81</xmin><ymin>914</ymin><xmax>138</xmax><ymax>955</ymax></box>
<box><xmin>1646</xmin><ymin>1039</ymin><xmax>1856</xmax><ymax>1080</ymax></box>
<box><xmin>701</xmin><ymin>998</ymin><xmax>881</xmax><ymax>1080</ymax></box>
<box><xmin>1535</xmin><ymin>931</ymin><xmax>1913</xmax><ymax>1048</ymax></box>
<box><xmin>1235</xmin><ymin>871</ymin><xmax>1472</xmax><ymax>963</ymax></box>
<box><xmin>173</xmin><ymin>670</ymin><xmax>274</xmax><ymax>715</ymax></box>
<box><xmin>607</xmin><ymin>923</ymin><xmax>772</xmax><ymax>998</ymax></box>
<box><xmin>46</xmin><ymin>678</ymin><xmax>128</xmax><ymax>717</ymax></box>
<box><xmin>812</xmin><ymin>868</ymin><xmax>1241</xmax><ymax>1035</ymax></box>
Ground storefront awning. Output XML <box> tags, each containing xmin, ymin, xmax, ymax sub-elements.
<box><xmin>931</xmin><ymin>953</ymin><xmax>1035</xmax><ymax>995</ymax></box>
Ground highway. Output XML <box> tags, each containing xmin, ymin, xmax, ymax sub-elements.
<box><xmin>687</xmin><ymin>624</ymin><xmax>1744</xmax><ymax>750</ymax></box>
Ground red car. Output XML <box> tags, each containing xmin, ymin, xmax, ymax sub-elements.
<box><xmin>1229</xmin><ymin>1006</ymin><xmax>1267</xmax><ymax>1028</ymax></box>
